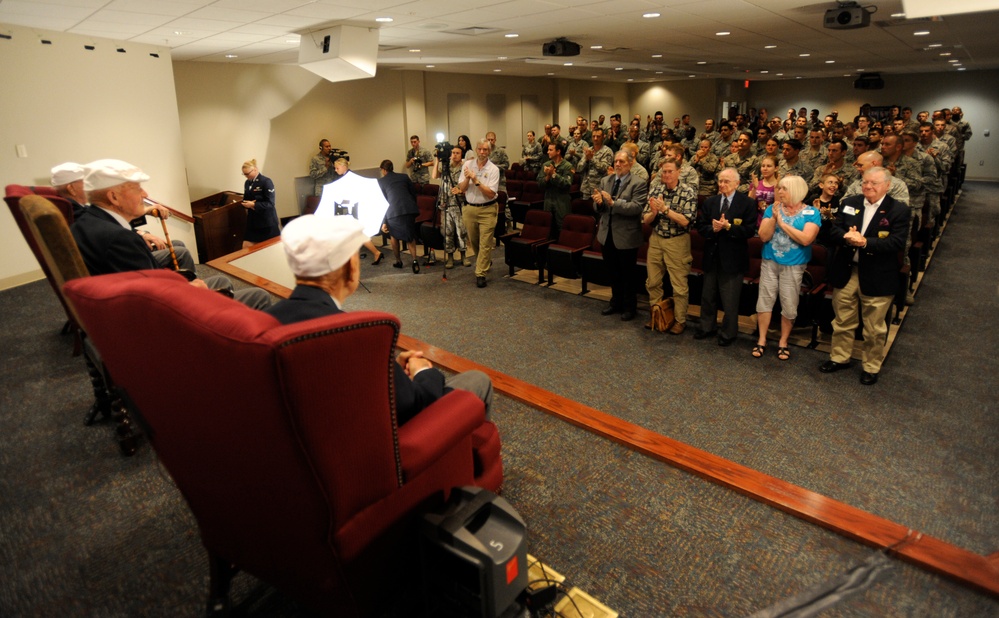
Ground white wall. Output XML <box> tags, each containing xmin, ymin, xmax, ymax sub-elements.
<box><xmin>747</xmin><ymin>71</ymin><xmax>999</xmax><ymax>181</ymax></box>
<box><xmin>0</xmin><ymin>23</ymin><xmax>194</xmax><ymax>289</ymax></box>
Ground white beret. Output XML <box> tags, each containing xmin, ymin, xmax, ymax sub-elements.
<box><xmin>83</xmin><ymin>159</ymin><xmax>150</xmax><ymax>191</ymax></box>
<box><xmin>281</xmin><ymin>214</ymin><xmax>368</xmax><ymax>277</ymax></box>
<box><xmin>50</xmin><ymin>162</ymin><xmax>85</xmax><ymax>187</ymax></box>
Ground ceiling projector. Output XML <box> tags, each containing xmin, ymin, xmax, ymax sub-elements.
<box><xmin>824</xmin><ymin>3</ymin><xmax>872</xmax><ymax>29</ymax></box>
<box><xmin>542</xmin><ymin>38</ymin><xmax>580</xmax><ymax>57</ymax></box>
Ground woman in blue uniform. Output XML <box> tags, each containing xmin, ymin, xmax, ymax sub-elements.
<box><xmin>240</xmin><ymin>158</ymin><xmax>280</xmax><ymax>248</ymax></box>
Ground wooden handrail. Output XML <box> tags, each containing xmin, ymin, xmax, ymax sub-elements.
<box><xmin>399</xmin><ymin>333</ymin><xmax>999</xmax><ymax>597</ymax></box>
<box><xmin>144</xmin><ymin>198</ymin><xmax>195</xmax><ymax>224</ymax></box>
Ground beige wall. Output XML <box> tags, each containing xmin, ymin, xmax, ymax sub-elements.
<box><xmin>630</xmin><ymin>80</ymin><xmax>719</xmax><ymax>129</ymax></box>
<box><xmin>748</xmin><ymin>71</ymin><xmax>999</xmax><ymax>181</ymax></box>
<box><xmin>0</xmin><ymin>23</ymin><xmax>193</xmax><ymax>289</ymax></box>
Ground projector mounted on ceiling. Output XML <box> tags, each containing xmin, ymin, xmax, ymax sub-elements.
<box><xmin>824</xmin><ymin>2</ymin><xmax>873</xmax><ymax>29</ymax></box>
<box><xmin>298</xmin><ymin>25</ymin><xmax>379</xmax><ymax>83</ymax></box>
<box><xmin>542</xmin><ymin>38</ymin><xmax>581</xmax><ymax>57</ymax></box>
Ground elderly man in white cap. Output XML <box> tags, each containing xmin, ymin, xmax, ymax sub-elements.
<box><xmin>70</xmin><ymin>159</ymin><xmax>271</xmax><ymax>309</ymax></box>
<box><xmin>52</xmin><ymin>161</ymin><xmax>197</xmax><ymax>272</ymax></box>
<box><xmin>266</xmin><ymin>214</ymin><xmax>493</xmax><ymax>424</ymax></box>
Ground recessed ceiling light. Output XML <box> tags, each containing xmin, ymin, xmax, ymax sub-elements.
<box><xmin>948</xmin><ymin>59</ymin><xmax>959</xmax><ymax>63</ymax></box>
<box><xmin>825</xmin><ymin>60</ymin><xmax>835</xmax><ymax>64</ymax></box>
<box><xmin>592</xmin><ymin>75</ymin><xmax>598</xmax><ymax>78</ymax></box>
<box><xmin>615</xmin><ymin>67</ymin><xmax>623</xmax><ymax>71</ymax></box>
<box><xmin>627</xmin><ymin>78</ymin><xmax>634</xmax><ymax>82</ymax></box>
<box><xmin>547</xmin><ymin>72</ymin><xmax>554</xmax><ymax>76</ymax></box>
<box><xmin>409</xmin><ymin>49</ymin><xmax>420</xmax><ymax>52</ymax></box>
<box><xmin>799</xmin><ymin>53</ymin><xmax>810</xmax><ymax>57</ymax></box>
<box><xmin>498</xmin><ymin>56</ymin><xmax>507</xmax><ymax>60</ymax></box>
<box><xmin>957</xmin><ymin>67</ymin><xmax>966</xmax><ymax>71</ymax></box>
<box><xmin>591</xmin><ymin>45</ymin><xmax>603</xmax><ymax>49</ymax></box>
<box><xmin>225</xmin><ymin>54</ymin><xmax>237</xmax><ymax>58</ymax></box>
<box><xmin>914</xmin><ymin>30</ymin><xmax>930</xmax><ymax>36</ymax></box>
<box><xmin>761</xmin><ymin>70</ymin><xmax>768</xmax><ymax>74</ymax></box>
<box><xmin>697</xmin><ymin>61</ymin><xmax>707</xmax><ymax>65</ymax></box>
<box><xmin>776</xmin><ymin>73</ymin><xmax>783</xmax><ymax>76</ymax></box>
<box><xmin>688</xmin><ymin>74</ymin><xmax>696</xmax><ymax>77</ymax></box>
<box><xmin>940</xmin><ymin>52</ymin><xmax>951</xmax><ymax>56</ymax></box>
<box><xmin>493</xmin><ymin>69</ymin><xmax>501</xmax><ymax>72</ymax></box>
<box><xmin>173</xmin><ymin>30</ymin><xmax>188</xmax><ymax>35</ymax></box>
<box><xmin>796</xmin><ymin>76</ymin><xmax>802</xmax><ymax>79</ymax></box>
<box><xmin>505</xmin><ymin>33</ymin><xmax>519</xmax><ymax>38</ymax></box>
<box><xmin>656</xmin><ymin>71</ymin><xmax>663</xmax><ymax>74</ymax></box>
<box><xmin>652</xmin><ymin>53</ymin><xmax>662</xmax><ymax>58</ymax></box>
<box><xmin>563</xmin><ymin>62</ymin><xmax>572</xmax><ymax>66</ymax></box>
<box><xmin>425</xmin><ymin>64</ymin><xmax>434</xmax><ymax>68</ymax></box>
<box><xmin>928</xmin><ymin>43</ymin><xmax>942</xmax><ymax>47</ymax></box>
<box><xmin>716</xmin><ymin>31</ymin><xmax>730</xmax><ymax>36</ymax></box>
<box><xmin>285</xmin><ymin>39</ymin><xmax>298</xmax><ymax>44</ymax></box>
<box><xmin>764</xmin><ymin>45</ymin><xmax>777</xmax><ymax>49</ymax></box>
<box><xmin>643</xmin><ymin>12</ymin><xmax>661</xmax><ymax>18</ymax></box>
<box><xmin>375</xmin><ymin>17</ymin><xmax>393</xmax><ymax>23</ymax></box>
<box><xmin>891</xmin><ymin>12</ymin><xmax>906</xmax><ymax>17</ymax></box>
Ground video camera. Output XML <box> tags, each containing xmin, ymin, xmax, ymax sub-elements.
<box><xmin>330</xmin><ymin>147</ymin><xmax>349</xmax><ymax>162</ymax></box>
<box><xmin>434</xmin><ymin>141</ymin><xmax>454</xmax><ymax>159</ymax></box>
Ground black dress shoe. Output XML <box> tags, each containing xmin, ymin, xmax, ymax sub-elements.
<box><xmin>860</xmin><ymin>371</ymin><xmax>879</xmax><ymax>385</ymax></box>
<box><xmin>392</xmin><ymin>261</ymin><xmax>403</xmax><ymax>269</ymax></box>
<box><xmin>476</xmin><ymin>276</ymin><xmax>487</xmax><ymax>288</ymax></box>
<box><xmin>693</xmin><ymin>329</ymin><xmax>717</xmax><ymax>340</ymax></box>
<box><xmin>621</xmin><ymin>310</ymin><xmax>636</xmax><ymax>322</ymax></box>
<box><xmin>718</xmin><ymin>336</ymin><xmax>735</xmax><ymax>347</ymax></box>
<box><xmin>601</xmin><ymin>305</ymin><xmax>621</xmax><ymax>316</ymax></box>
<box><xmin>819</xmin><ymin>360</ymin><xmax>851</xmax><ymax>373</ymax></box>
<box><xmin>412</xmin><ymin>260</ymin><xmax>420</xmax><ymax>274</ymax></box>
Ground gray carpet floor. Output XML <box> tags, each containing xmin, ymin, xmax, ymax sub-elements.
<box><xmin>1</xmin><ymin>183</ymin><xmax>995</xmax><ymax>617</ymax></box>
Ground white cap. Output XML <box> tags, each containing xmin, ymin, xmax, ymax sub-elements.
<box><xmin>84</xmin><ymin>159</ymin><xmax>150</xmax><ymax>191</ymax></box>
<box><xmin>281</xmin><ymin>214</ymin><xmax>368</xmax><ymax>277</ymax></box>
<box><xmin>50</xmin><ymin>162</ymin><xmax>85</xmax><ymax>187</ymax></box>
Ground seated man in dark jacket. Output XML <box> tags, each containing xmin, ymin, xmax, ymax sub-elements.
<box><xmin>70</xmin><ymin>159</ymin><xmax>271</xmax><ymax>310</ymax></box>
<box><xmin>266</xmin><ymin>214</ymin><xmax>493</xmax><ymax>424</ymax></box>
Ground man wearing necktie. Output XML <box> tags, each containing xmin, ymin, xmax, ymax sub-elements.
<box><xmin>818</xmin><ymin>167</ymin><xmax>908</xmax><ymax>385</ymax></box>
<box><xmin>593</xmin><ymin>149</ymin><xmax>648</xmax><ymax>321</ymax></box>
<box><xmin>695</xmin><ymin>167</ymin><xmax>758</xmax><ymax>345</ymax></box>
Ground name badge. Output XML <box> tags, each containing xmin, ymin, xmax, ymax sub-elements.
<box><xmin>843</xmin><ymin>206</ymin><xmax>857</xmax><ymax>215</ymax></box>
<box><xmin>803</xmin><ymin>208</ymin><xmax>815</xmax><ymax>215</ymax></box>
<box><xmin>733</xmin><ymin>218</ymin><xmax>743</xmax><ymax>225</ymax></box>
<box><xmin>878</xmin><ymin>231</ymin><xmax>889</xmax><ymax>239</ymax></box>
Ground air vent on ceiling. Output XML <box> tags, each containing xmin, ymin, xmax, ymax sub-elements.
<box><xmin>444</xmin><ymin>26</ymin><xmax>501</xmax><ymax>36</ymax></box>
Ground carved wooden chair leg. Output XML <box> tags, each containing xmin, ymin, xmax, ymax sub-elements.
<box><xmin>109</xmin><ymin>391</ymin><xmax>140</xmax><ymax>456</ymax></box>
<box><xmin>82</xmin><ymin>355</ymin><xmax>112</xmax><ymax>426</ymax></box>
<box><xmin>206</xmin><ymin>552</ymin><xmax>238</xmax><ymax>617</ymax></box>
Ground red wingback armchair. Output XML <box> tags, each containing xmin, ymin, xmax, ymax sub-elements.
<box><xmin>63</xmin><ymin>270</ymin><xmax>503</xmax><ymax>616</ymax></box>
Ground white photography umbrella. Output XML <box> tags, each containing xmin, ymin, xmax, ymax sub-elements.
<box><xmin>315</xmin><ymin>171</ymin><xmax>389</xmax><ymax>237</ymax></box>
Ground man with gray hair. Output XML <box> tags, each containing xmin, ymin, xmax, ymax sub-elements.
<box><xmin>460</xmin><ymin>138</ymin><xmax>500</xmax><ymax>288</ymax></box>
<box><xmin>266</xmin><ymin>214</ymin><xmax>493</xmax><ymax>423</ymax></box>
<box><xmin>819</xmin><ymin>167</ymin><xmax>909</xmax><ymax>385</ymax></box>
<box><xmin>70</xmin><ymin>159</ymin><xmax>270</xmax><ymax>309</ymax></box>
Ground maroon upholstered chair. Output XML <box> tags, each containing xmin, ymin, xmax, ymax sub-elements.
<box><xmin>63</xmin><ymin>270</ymin><xmax>502</xmax><ymax>616</ymax></box>
<box><xmin>503</xmin><ymin>209</ymin><xmax>553</xmax><ymax>283</ymax></box>
<box><xmin>545</xmin><ymin>214</ymin><xmax>597</xmax><ymax>286</ymax></box>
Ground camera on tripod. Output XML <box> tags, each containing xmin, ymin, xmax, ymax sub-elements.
<box><xmin>434</xmin><ymin>141</ymin><xmax>454</xmax><ymax>159</ymax></box>
<box><xmin>330</xmin><ymin>148</ymin><xmax>349</xmax><ymax>162</ymax></box>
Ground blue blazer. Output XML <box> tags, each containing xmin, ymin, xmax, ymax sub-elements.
<box><xmin>822</xmin><ymin>194</ymin><xmax>908</xmax><ymax>297</ymax></box>
<box><xmin>71</xmin><ymin>206</ymin><xmax>158</xmax><ymax>275</ymax></box>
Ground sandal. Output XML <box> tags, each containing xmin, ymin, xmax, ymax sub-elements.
<box><xmin>751</xmin><ymin>344</ymin><xmax>766</xmax><ymax>358</ymax></box>
<box><xmin>777</xmin><ymin>347</ymin><xmax>791</xmax><ymax>361</ymax></box>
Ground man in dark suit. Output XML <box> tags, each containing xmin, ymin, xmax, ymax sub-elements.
<box><xmin>70</xmin><ymin>159</ymin><xmax>271</xmax><ymax>309</ymax></box>
<box><xmin>819</xmin><ymin>167</ymin><xmax>909</xmax><ymax>385</ymax></box>
<box><xmin>694</xmin><ymin>167</ymin><xmax>758</xmax><ymax>345</ymax></box>
<box><xmin>266</xmin><ymin>215</ymin><xmax>493</xmax><ymax>423</ymax></box>
<box><xmin>592</xmin><ymin>148</ymin><xmax>649</xmax><ymax>322</ymax></box>
<box><xmin>377</xmin><ymin>159</ymin><xmax>421</xmax><ymax>271</ymax></box>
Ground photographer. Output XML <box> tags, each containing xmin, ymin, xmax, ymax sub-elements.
<box><xmin>433</xmin><ymin>144</ymin><xmax>471</xmax><ymax>269</ymax></box>
<box><xmin>404</xmin><ymin>135</ymin><xmax>434</xmax><ymax>184</ymax></box>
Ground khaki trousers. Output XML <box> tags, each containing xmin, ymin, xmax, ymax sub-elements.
<box><xmin>645</xmin><ymin>233</ymin><xmax>692</xmax><ymax>323</ymax></box>
<box><xmin>463</xmin><ymin>203</ymin><xmax>497</xmax><ymax>278</ymax></box>
<box><xmin>830</xmin><ymin>269</ymin><xmax>893</xmax><ymax>373</ymax></box>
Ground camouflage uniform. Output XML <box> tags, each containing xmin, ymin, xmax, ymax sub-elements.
<box><xmin>691</xmin><ymin>152</ymin><xmax>721</xmax><ymax>197</ymax></box>
<box><xmin>578</xmin><ymin>145</ymin><xmax>614</xmax><ymax>196</ymax></box>
<box><xmin>722</xmin><ymin>151</ymin><xmax>759</xmax><ymax>194</ymax></box>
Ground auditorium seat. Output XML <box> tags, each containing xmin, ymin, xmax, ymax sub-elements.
<box><xmin>63</xmin><ymin>269</ymin><xmax>503</xmax><ymax>616</ymax></box>
<box><xmin>545</xmin><ymin>214</ymin><xmax>597</xmax><ymax>286</ymax></box>
<box><xmin>687</xmin><ymin>228</ymin><xmax>705</xmax><ymax>307</ymax></box>
<box><xmin>738</xmin><ymin>237</ymin><xmax>764</xmax><ymax>317</ymax></box>
<box><xmin>503</xmin><ymin>210</ymin><xmax>553</xmax><ymax>284</ymax></box>
<box><xmin>509</xmin><ymin>181</ymin><xmax>544</xmax><ymax>228</ymax></box>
